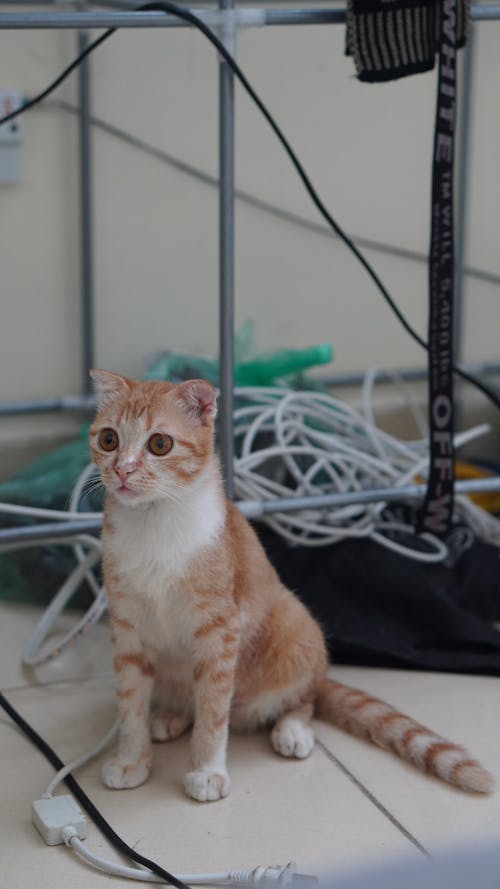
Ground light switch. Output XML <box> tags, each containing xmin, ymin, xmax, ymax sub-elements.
<box><xmin>0</xmin><ymin>90</ymin><xmax>23</xmax><ymax>184</ymax></box>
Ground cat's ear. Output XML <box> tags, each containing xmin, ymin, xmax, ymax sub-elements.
<box><xmin>90</xmin><ymin>369</ymin><xmax>132</xmax><ymax>409</ymax></box>
<box><xmin>175</xmin><ymin>379</ymin><xmax>217</xmax><ymax>426</ymax></box>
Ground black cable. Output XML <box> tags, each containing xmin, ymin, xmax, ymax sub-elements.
<box><xmin>0</xmin><ymin>689</ymin><xmax>189</xmax><ymax>889</ymax></box>
<box><xmin>1</xmin><ymin>0</ymin><xmax>500</xmax><ymax>412</ymax></box>
<box><xmin>1</xmin><ymin>28</ymin><xmax>115</xmax><ymax>122</ymax></box>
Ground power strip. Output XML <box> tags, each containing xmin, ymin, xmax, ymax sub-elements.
<box><xmin>32</xmin><ymin>795</ymin><xmax>87</xmax><ymax>846</ymax></box>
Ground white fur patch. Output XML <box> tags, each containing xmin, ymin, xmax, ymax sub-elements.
<box><xmin>271</xmin><ymin>718</ymin><xmax>315</xmax><ymax>759</ymax></box>
<box><xmin>183</xmin><ymin>768</ymin><xmax>230</xmax><ymax>802</ymax></box>
<box><xmin>404</xmin><ymin>731</ymin><xmax>438</xmax><ymax>765</ymax></box>
<box><xmin>107</xmin><ymin>470</ymin><xmax>224</xmax><ymax>578</ymax></box>
<box><xmin>105</xmin><ymin>470</ymin><xmax>225</xmax><ymax>655</ymax></box>
<box><xmin>102</xmin><ymin>758</ymin><xmax>151</xmax><ymax>789</ymax></box>
<box><xmin>432</xmin><ymin>747</ymin><xmax>467</xmax><ymax>781</ymax></box>
<box><xmin>151</xmin><ymin>712</ymin><xmax>191</xmax><ymax>742</ymax></box>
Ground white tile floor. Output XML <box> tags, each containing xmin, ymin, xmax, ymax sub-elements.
<box><xmin>1</xmin><ymin>600</ymin><xmax>499</xmax><ymax>889</ymax></box>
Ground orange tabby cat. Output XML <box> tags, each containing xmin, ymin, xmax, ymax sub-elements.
<box><xmin>90</xmin><ymin>370</ymin><xmax>493</xmax><ymax>802</ymax></box>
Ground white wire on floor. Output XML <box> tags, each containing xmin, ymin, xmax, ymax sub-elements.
<box><xmin>41</xmin><ymin>719</ymin><xmax>302</xmax><ymax>885</ymax></box>
<box><xmin>43</xmin><ymin>717</ymin><xmax>120</xmax><ymax>799</ymax></box>
<box><xmin>62</xmin><ymin>833</ymin><xmax>300</xmax><ymax>887</ymax></box>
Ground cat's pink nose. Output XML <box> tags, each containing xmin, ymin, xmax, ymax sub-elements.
<box><xmin>115</xmin><ymin>465</ymin><xmax>135</xmax><ymax>483</ymax></box>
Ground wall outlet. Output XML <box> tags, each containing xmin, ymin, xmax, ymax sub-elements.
<box><xmin>0</xmin><ymin>90</ymin><xmax>23</xmax><ymax>183</ymax></box>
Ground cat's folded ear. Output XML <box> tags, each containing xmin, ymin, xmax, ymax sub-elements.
<box><xmin>90</xmin><ymin>369</ymin><xmax>133</xmax><ymax>409</ymax></box>
<box><xmin>175</xmin><ymin>379</ymin><xmax>217</xmax><ymax>426</ymax></box>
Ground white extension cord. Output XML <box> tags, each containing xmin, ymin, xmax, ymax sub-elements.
<box><xmin>63</xmin><ymin>831</ymin><xmax>304</xmax><ymax>887</ymax></box>
<box><xmin>32</xmin><ymin>717</ymin><xmax>312</xmax><ymax>885</ymax></box>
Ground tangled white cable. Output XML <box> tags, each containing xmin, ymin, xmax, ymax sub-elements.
<box><xmin>22</xmin><ymin>534</ymin><xmax>105</xmax><ymax>666</ymax></box>
<box><xmin>2</xmin><ymin>370</ymin><xmax>500</xmax><ymax>668</ymax></box>
<box><xmin>0</xmin><ymin>463</ymin><xmax>106</xmax><ymax>667</ymax></box>
<box><xmin>232</xmin><ymin>378</ymin><xmax>499</xmax><ymax>561</ymax></box>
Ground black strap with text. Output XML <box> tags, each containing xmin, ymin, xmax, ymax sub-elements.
<box><xmin>418</xmin><ymin>0</ymin><xmax>457</xmax><ymax>536</ymax></box>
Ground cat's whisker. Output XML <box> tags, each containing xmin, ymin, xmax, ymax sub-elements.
<box><xmin>79</xmin><ymin>477</ymin><xmax>106</xmax><ymax>503</ymax></box>
<box><xmin>62</xmin><ymin>471</ymin><xmax>104</xmax><ymax>513</ymax></box>
<box><xmin>161</xmin><ymin>489</ymin><xmax>183</xmax><ymax>505</ymax></box>
<box><xmin>82</xmin><ymin>477</ymin><xmax>104</xmax><ymax>493</ymax></box>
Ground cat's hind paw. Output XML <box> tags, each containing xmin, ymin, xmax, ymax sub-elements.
<box><xmin>183</xmin><ymin>768</ymin><xmax>230</xmax><ymax>802</ymax></box>
<box><xmin>151</xmin><ymin>712</ymin><xmax>191</xmax><ymax>742</ymax></box>
<box><xmin>101</xmin><ymin>757</ymin><xmax>151</xmax><ymax>789</ymax></box>
<box><xmin>271</xmin><ymin>719</ymin><xmax>315</xmax><ymax>759</ymax></box>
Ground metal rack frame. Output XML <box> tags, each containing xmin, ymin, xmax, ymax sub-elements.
<box><xmin>1</xmin><ymin>0</ymin><xmax>500</xmax><ymax>546</ymax></box>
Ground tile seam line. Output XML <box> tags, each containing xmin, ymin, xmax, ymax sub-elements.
<box><xmin>315</xmin><ymin>739</ymin><xmax>430</xmax><ymax>858</ymax></box>
<box><xmin>1</xmin><ymin>671</ymin><xmax>114</xmax><ymax>694</ymax></box>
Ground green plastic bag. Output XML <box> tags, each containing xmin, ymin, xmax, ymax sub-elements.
<box><xmin>0</xmin><ymin>426</ymin><xmax>94</xmax><ymax>509</ymax></box>
<box><xmin>146</xmin><ymin>321</ymin><xmax>333</xmax><ymax>388</ymax></box>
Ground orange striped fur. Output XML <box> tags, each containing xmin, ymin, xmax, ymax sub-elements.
<box><xmin>90</xmin><ymin>370</ymin><xmax>494</xmax><ymax>801</ymax></box>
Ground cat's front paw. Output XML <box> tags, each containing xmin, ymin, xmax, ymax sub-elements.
<box><xmin>183</xmin><ymin>768</ymin><xmax>230</xmax><ymax>802</ymax></box>
<box><xmin>102</xmin><ymin>757</ymin><xmax>151</xmax><ymax>789</ymax></box>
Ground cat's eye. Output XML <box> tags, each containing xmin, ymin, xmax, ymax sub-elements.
<box><xmin>98</xmin><ymin>428</ymin><xmax>119</xmax><ymax>452</ymax></box>
<box><xmin>147</xmin><ymin>433</ymin><xmax>174</xmax><ymax>456</ymax></box>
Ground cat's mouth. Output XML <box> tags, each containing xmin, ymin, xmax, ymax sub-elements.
<box><xmin>116</xmin><ymin>482</ymin><xmax>136</xmax><ymax>495</ymax></box>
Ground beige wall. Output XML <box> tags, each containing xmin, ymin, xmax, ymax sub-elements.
<box><xmin>0</xmin><ymin>10</ymin><xmax>499</xmax><ymax>471</ymax></box>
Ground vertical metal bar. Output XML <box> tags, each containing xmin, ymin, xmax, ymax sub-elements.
<box><xmin>218</xmin><ymin>0</ymin><xmax>235</xmax><ymax>497</ymax></box>
<box><xmin>454</xmin><ymin>24</ymin><xmax>476</xmax><ymax>365</ymax></box>
<box><xmin>453</xmin><ymin>24</ymin><xmax>476</xmax><ymax>429</ymax></box>
<box><xmin>78</xmin><ymin>30</ymin><xmax>95</xmax><ymax>395</ymax></box>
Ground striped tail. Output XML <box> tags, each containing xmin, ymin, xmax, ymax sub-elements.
<box><xmin>316</xmin><ymin>678</ymin><xmax>494</xmax><ymax>794</ymax></box>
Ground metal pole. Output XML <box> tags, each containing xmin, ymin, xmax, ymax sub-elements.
<box><xmin>1</xmin><ymin>358</ymin><xmax>500</xmax><ymax>413</ymax></box>
<box><xmin>237</xmin><ymin>476</ymin><xmax>500</xmax><ymax>519</ymax></box>
<box><xmin>0</xmin><ymin>5</ymin><xmax>495</xmax><ymax>29</ymax></box>
<box><xmin>471</xmin><ymin>3</ymin><xmax>500</xmax><ymax>18</ymax></box>
<box><xmin>0</xmin><ymin>519</ymin><xmax>103</xmax><ymax>544</ymax></box>
<box><xmin>1</xmin><ymin>476</ymin><xmax>500</xmax><ymax>544</ymax></box>
<box><xmin>0</xmin><ymin>395</ymin><xmax>96</xmax><ymax>415</ymax></box>
<box><xmin>78</xmin><ymin>30</ymin><xmax>95</xmax><ymax>394</ymax></box>
<box><xmin>454</xmin><ymin>25</ymin><xmax>476</xmax><ymax>363</ymax></box>
<box><xmin>0</xmin><ymin>8</ymin><xmax>346</xmax><ymax>29</ymax></box>
<box><xmin>218</xmin><ymin>0</ymin><xmax>236</xmax><ymax>497</ymax></box>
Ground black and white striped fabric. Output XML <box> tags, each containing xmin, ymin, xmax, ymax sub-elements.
<box><xmin>345</xmin><ymin>0</ymin><xmax>468</xmax><ymax>82</ymax></box>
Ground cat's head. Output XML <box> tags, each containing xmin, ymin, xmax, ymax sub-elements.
<box><xmin>89</xmin><ymin>370</ymin><xmax>217</xmax><ymax>506</ymax></box>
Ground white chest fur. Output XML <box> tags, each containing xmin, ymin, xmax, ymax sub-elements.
<box><xmin>104</xmin><ymin>476</ymin><xmax>226</xmax><ymax>654</ymax></box>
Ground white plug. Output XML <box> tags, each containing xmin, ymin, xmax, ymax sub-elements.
<box><xmin>260</xmin><ymin>863</ymin><xmax>318</xmax><ymax>887</ymax></box>
<box><xmin>32</xmin><ymin>796</ymin><xmax>87</xmax><ymax>846</ymax></box>
<box><xmin>229</xmin><ymin>863</ymin><xmax>318</xmax><ymax>887</ymax></box>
